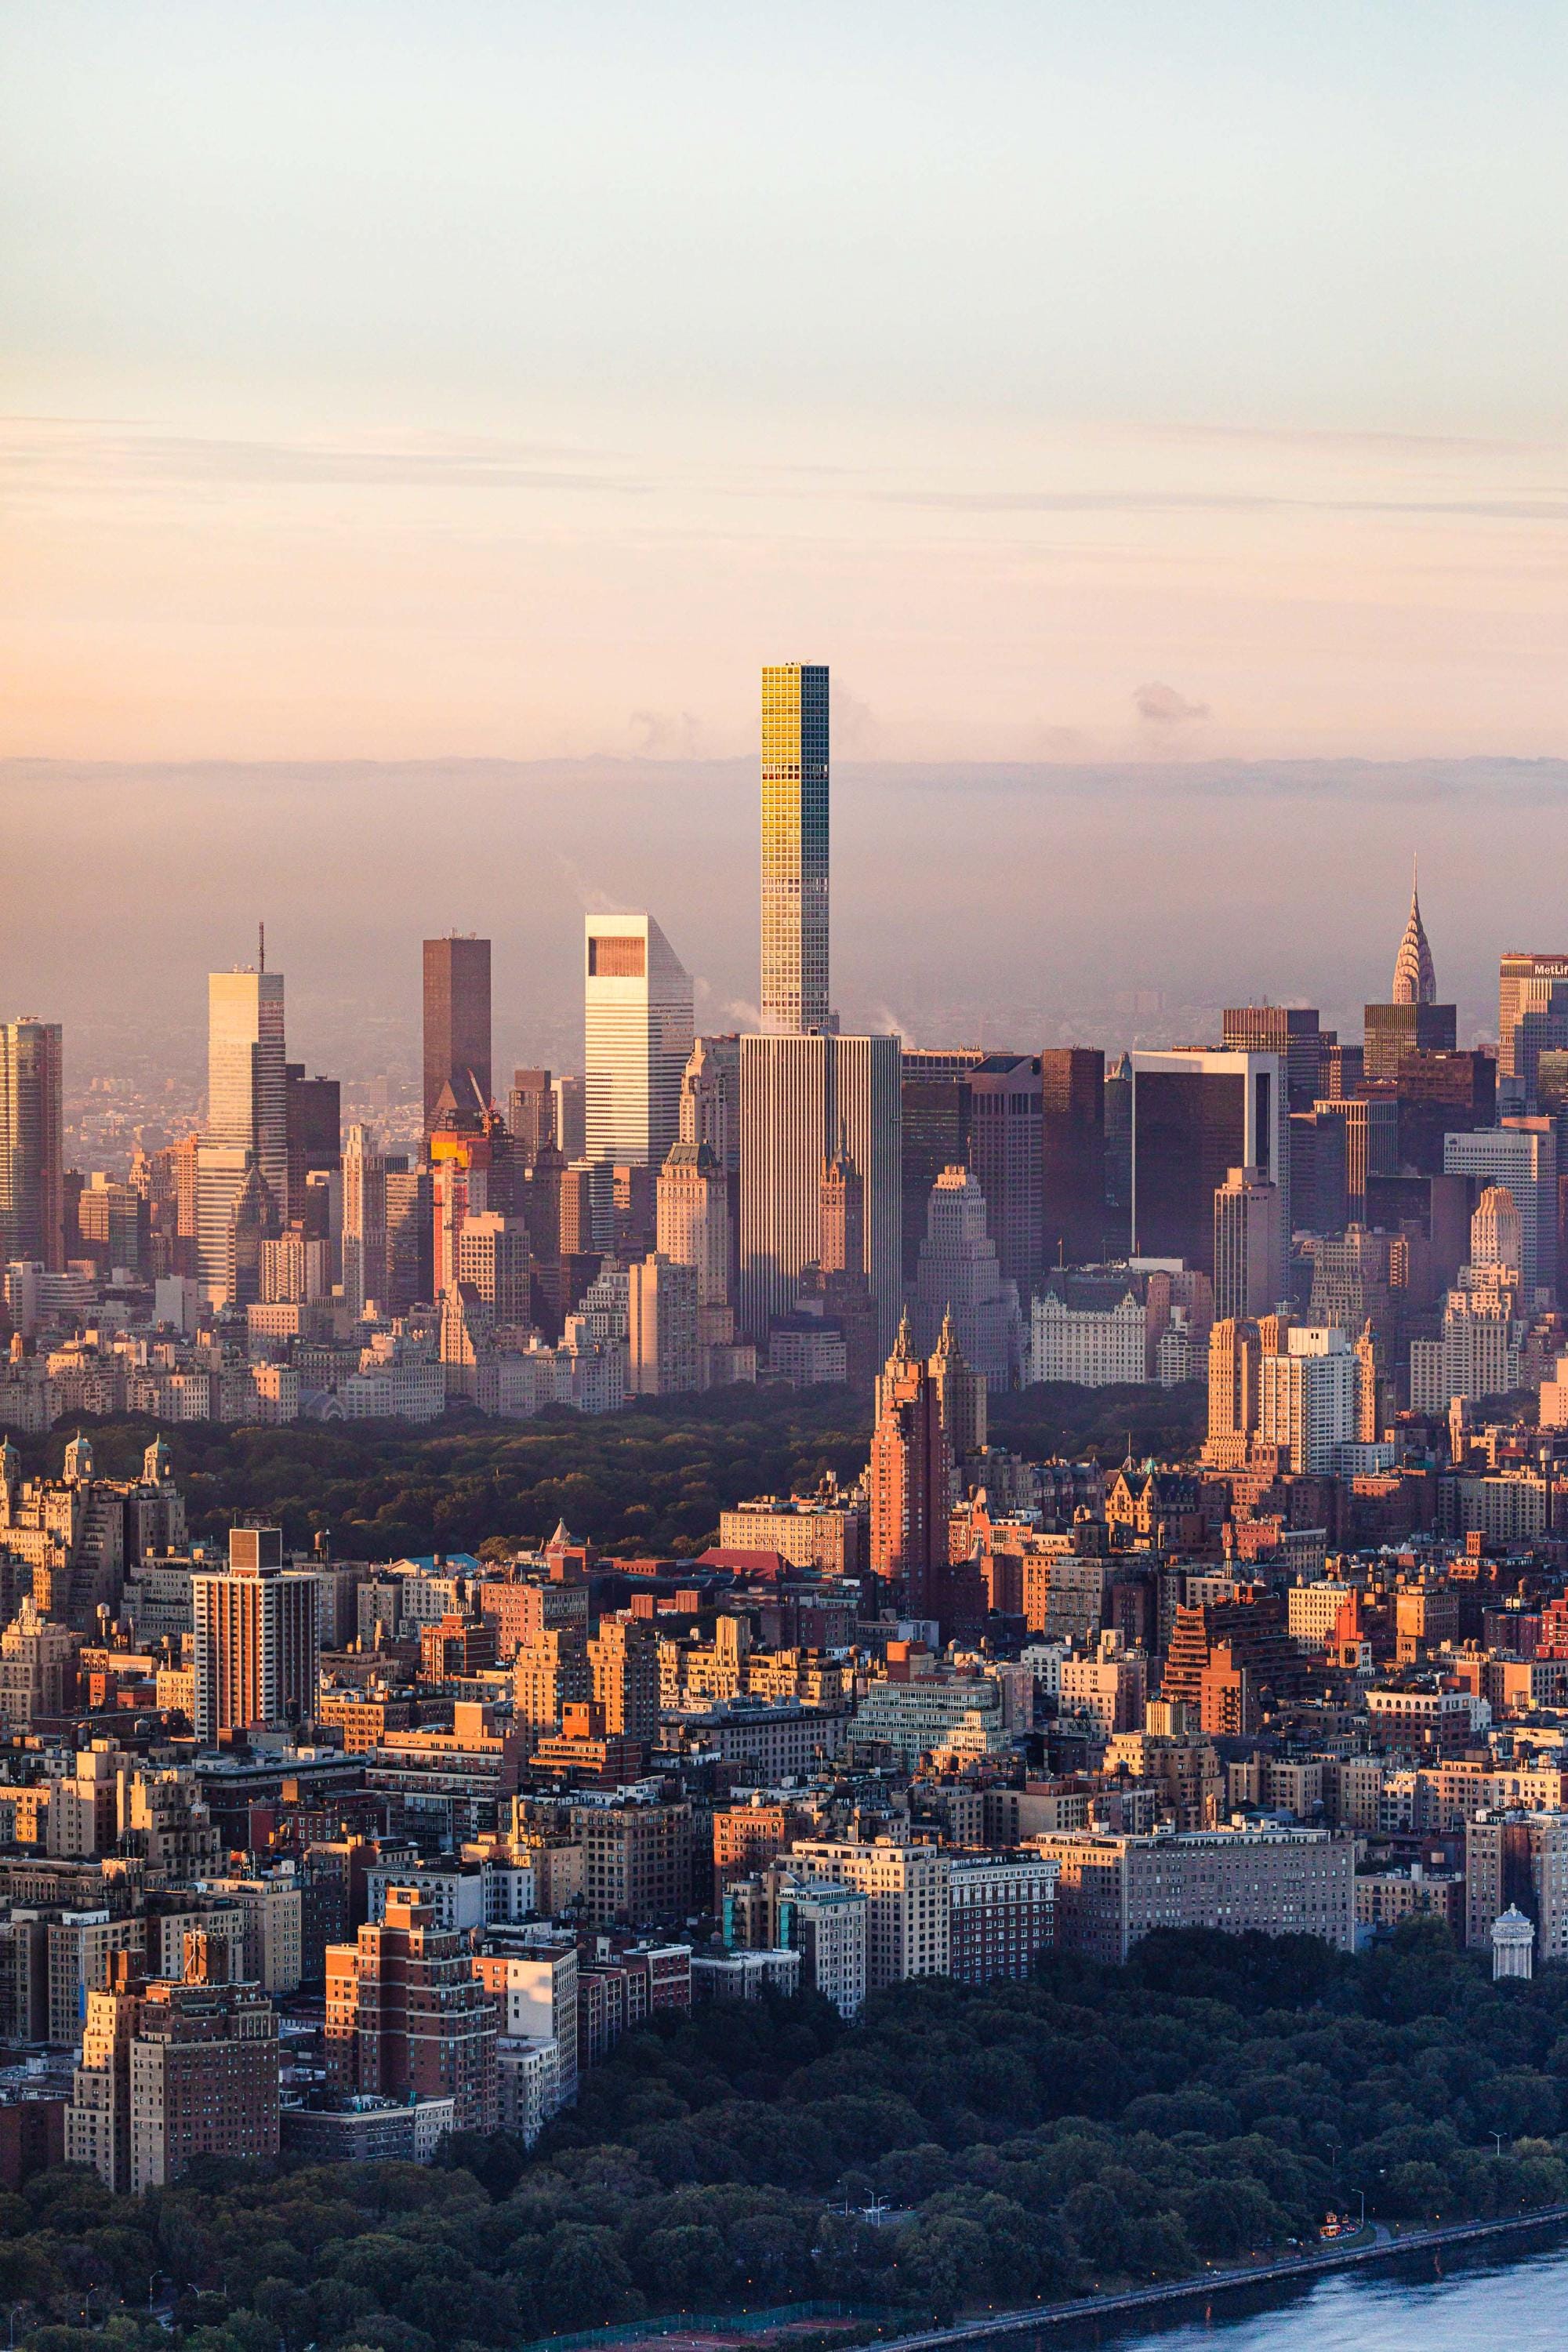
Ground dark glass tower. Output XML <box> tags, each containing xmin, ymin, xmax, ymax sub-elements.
<box><xmin>422</xmin><ymin>936</ymin><xmax>492</xmax><ymax>1134</ymax></box>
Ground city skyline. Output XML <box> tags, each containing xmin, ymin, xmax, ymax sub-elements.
<box><xmin>7</xmin><ymin>1</ymin><xmax>1568</xmax><ymax>2302</ymax></box>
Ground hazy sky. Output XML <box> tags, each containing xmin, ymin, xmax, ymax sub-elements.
<box><xmin>3</xmin><ymin>2</ymin><xmax>1566</xmax><ymax>764</ymax></box>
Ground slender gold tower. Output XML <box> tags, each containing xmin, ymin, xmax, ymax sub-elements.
<box><xmin>760</xmin><ymin>662</ymin><xmax>829</xmax><ymax>1033</ymax></box>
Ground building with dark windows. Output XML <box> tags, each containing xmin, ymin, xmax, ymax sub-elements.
<box><xmin>1129</xmin><ymin>1051</ymin><xmax>1285</xmax><ymax>1275</ymax></box>
<box><xmin>967</xmin><ymin>1054</ymin><xmax>1043</xmax><ymax>1300</ymax></box>
<box><xmin>422</xmin><ymin>935</ymin><xmax>492</xmax><ymax>1136</ymax></box>
<box><xmin>0</xmin><ymin>1019</ymin><xmax>64</xmax><ymax>1272</ymax></box>
<box><xmin>900</xmin><ymin>1047</ymin><xmax>981</xmax><ymax>1283</ymax></box>
<box><xmin>1221</xmin><ymin>1007</ymin><xmax>1323</xmax><ymax>1112</ymax></box>
<box><xmin>1040</xmin><ymin>1047</ymin><xmax>1107</xmax><ymax>1265</ymax></box>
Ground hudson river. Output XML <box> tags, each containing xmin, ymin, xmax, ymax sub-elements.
<box><xmin>1040</xmin><ymin>2228</ymin><xmax>1568</xmax><ymax>2351</ymax></box>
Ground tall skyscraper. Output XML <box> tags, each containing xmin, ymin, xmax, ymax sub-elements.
<box><xmin>508</xmin><ymin>1068</ymin><xmax>555</xmax><ymax>1157</ymax></box>
<box><xmin>1497</xmin><ymin>953</ymin><xmax>1568</xmax><ymax>1092</ymax></box>
<box><xmin>284</xmin><ymin>1065</ymin><xmax>340</xmax><ymax>1210</ymax></box>
<box><xmin>1040</xmin><ymin>1047</ymin><xmax>1108</xmax><ymax>1265</ymax></box>
<box><xmin>583</xmin><ymin>914</ymin><xmax>694</xmax><ymax>1167</ymax></box>
<box><xmin>1220</xmin><ymin>1008</ymin><xmax>1323</xmax><ymax>1113</ymax></box>
<box><xmin>0</xmin><ymin>1018</ymin><xmax>64</xmax><ymax>1271</ymax></box>
<box><xmin>967</xmin><ymin>1054</ymin><xmax>1044</xmax><ymax>1298</ymax></box>
<box><xmin>899</xmin><ymin>1047</ymin><xmax>982</xmax><ymax>1284</ymax></box>
<box><xmin>739</xmin><ymin>1031</ymin><xmax>902</xmax><ymax>1349</ymax></box>
<box><xmin>422</xmin><ymin>936</ymin><xmax>492</xmax><ymax>1132</ymax></box>
<box><xmin>656</xmin><ymin>1141</ymin><xmax>731</xmax><ymax>1307</ymax></box>
<box><xmin>342</xmin><ymin>1124</ymin><xmax>388</xmax><ymax>1316</ymax></box>
<box><xmin>1391</xmin><ymin>864</ymin><xmax>1437</xmax><ymax>1004</ymax></box>
<box><xmin>197</xmin><ymin>967</ymin><xmax>287</xmax><ymax>1305</ymax></box>
<box><xmin>1212</xmin><ymin>1165</ymin><xmax>1286</xmax><ymax>1321</ymax></box>
<box><xmin>760</xmin><ymin>662</ymin><xmax>829</xmax><ymax>1035</ymax></box>
<box><xmin>869</xmin><ymin>1316</ymin><xmax>953</xmax><ymax>1627</ymax></box>
<box><xmin>1257</xmin><ymin>1326</ymin><xmax>1357</xmax><ymax>1474</ymax></box>
<box><xmin>191</xmin><ymin>1527</ymin><xmax>322</xmax><ymax>1744</ymax></box>
<box><xmin>1445</xmin><ymin>1122</ymin><xmax>1559</xmax><ymax>1300</ymax></box>
<box><xmin>1129</xmin><ymin>1050</ymin><xmax>1286</xmax><ymax>1275</ymax></box>
<box><xmin>911</xmin><ymin>1167</ymin><xmax>1024</xmax><ymax>1390</ymax></box>
<box><xmin>1366</xmin><ymin>874</ymin><xmax>1454</xmax><ymax>1077</ymax></box>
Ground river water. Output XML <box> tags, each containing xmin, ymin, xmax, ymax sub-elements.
<box><xmin>1028</xmin><ymin>2227</ymin><xmax>1568</xmax><ymax>2351</ymax></box>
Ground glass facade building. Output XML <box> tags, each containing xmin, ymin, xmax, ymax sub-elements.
<box><xmin>760</xmin><ymin>662</ymin><xmax>829</xmax><ymax>1035</ymax></box>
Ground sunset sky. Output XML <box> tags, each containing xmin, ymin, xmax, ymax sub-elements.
<box><xmin>3</xmin><ymin>1</ymin><xmax>1565</xmax><ymax>766</ymax></box>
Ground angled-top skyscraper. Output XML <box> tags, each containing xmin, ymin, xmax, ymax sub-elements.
<box><xmin>760</xmin><ymin>662</ymin><xmax>829</xmax><ymax>1033</ymax></box>
<box><xmin>1391</xmin><ymin>862</ymin><xmax>1437</xmax><ymax>1006</ymax></box>
<box><xmin>583</xmin><ymin>914</ymin><xmax>695</xmax><ymax>1168</ymax></box>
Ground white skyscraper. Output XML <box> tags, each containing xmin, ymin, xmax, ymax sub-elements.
<box><xmin>1444</xmin><ymin>1123</ymin><xmax>1559</xmax><ymax>1301</ymax></box>
<box><xmin>739</xmin><ymin>1031</ymin><xmax>902</xmax><ymax>1351</ymax></box>
<box><xmin>1258</xmin><ymin>1325</ymin><xmax>1357</xmax><ymax>1474</ymax></box>
<box><xmin>583</xmin><ymin>915</ymin><xmax>695</xmax><ymax>1169</ymax></box>
<box><xmin>197</xmin><ymin>967</ymin><xmax>288</xmax><ymax>1304</ymax></box>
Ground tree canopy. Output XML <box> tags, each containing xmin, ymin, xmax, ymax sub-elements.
<box><xmin>9</xmin><ymin>1923</ymin><xmax>1568</xmax><ymax>2351</ymax></box>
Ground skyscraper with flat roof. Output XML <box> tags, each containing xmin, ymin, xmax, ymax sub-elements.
<box><xmin>197</xmin><ymin>969</ymin><xmax>287</xmax><ymax>1304</ymax></box>
<box><xmin>760</xmin><ymin>662</ymin><xmax>829</xmax><ymax>1035</ymax></box>
<box><xmin>0</xmin><ymin>1018</ymin><xmax>64</xmax><ymax>1272</ymax></box>
<box><xmin>583</xmin><ymin>914</ymin><xmax>694</xmax><ymax>1167</ymax></box>
<box><xmin>422</xmin><ymin>936</ymin><xmax>492</xmax><ymax>1133</ymax></box>
<box><xmin>1130</xmin><ymin>1050</ymin><xmax>1286</xmax><ymax>1275</ymax></box>
<box><xmin>739</xmin><ymin>1031</ymin><xmax>902</xmax><ymax>1350</ymax></box>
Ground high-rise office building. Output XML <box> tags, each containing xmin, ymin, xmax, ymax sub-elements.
<box><xmin>583</xmin><ymin>914</ymin><xmax>694</xmax><ymax>1168</ymax></box>
<box><xmin>552</xmin><ymin>1073</ymin><xmax>586</xmax><ymax>1161</ymax></box>
<box><xmin>342</xmin><ymin>1124</ymin><xmax>388</xmax><ymax>1316</ymax></box>
<box><xmin>1103</xmin><ymin>1052</ymin><xmax>1133</xmax><ymax>1252</ymax></box>
<box><xmin>760</xmin><ymin>662</ymin><xmax>829</xmax><ymax>1034</ymax></box>
<box><xmin>900</xmin><ymin>1047</ymin><xmax>982</xmax><ymax>1283</ymax></box>
<box><xmin>191</xmin><ymin>1528</ymin><xmax>322</xmax><ymax>1744</ymax></box>
<box><xmin>1445</xmin><ymin>1122</ymin><xmax>1559</xmax><ymax>1301</ymax></box>
<box><xmin>422</xmin><ymin>936</ymin><xmax>492</xmax><ymax>1133</ymax></box>
<box><xmin>1221</xmin><ymin>1007</ymin><xmax>1323</xmax><ymax>1113</ymax></box>
<box><xmin>1129</xmin><ymin>1051</ymin><xmax>1286</xmax><ymax>1274</ymax></box>
<box><xmin>0</xmin><ymin>1019</ymin><xmax>64</xmax><ymax>1272</ymax></box>
<box><xmin>1495</xmin><ymin>953</ymin><xmax>1568</xmax><ymax>1095</ymax></box>
<box><xmin>967</xmin><ymin>1054</ymin><xmax>1044</xmax><ymax>1298</ymax></box>
<box><xmin>197</xmin><ymin>968</ymin><xmax>288</xmax><ymax>1304</ymax></box>
<box><xmin>1212</xmin><ymin>1165</ymin><xmax>1286</xmax><ymax>1321</ymax></box>
<box><xmin>508</xmin><ymin>1068</ymin><xmax>555</xmax><ymax>1157</ymax></box>
<box><xmin>739</xmin><ymin>1031</ymin><xmax>902</xmax><ymax>1349</ymax></box>
<box><xmin>1039</xmin><ymin>1047</ymin><xmax>1107</xmax><ymax>1266</ymax></box>
<box><xmin>284</xmin><ymin>1065</ymin><xmax>340</xmax><ymax>1212</ymax></box>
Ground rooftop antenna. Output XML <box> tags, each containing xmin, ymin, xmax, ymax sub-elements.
<box><xmin>258</xmin><ymin>921</ymin><xmax>266</xmax><ymax>973</ymax></box>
